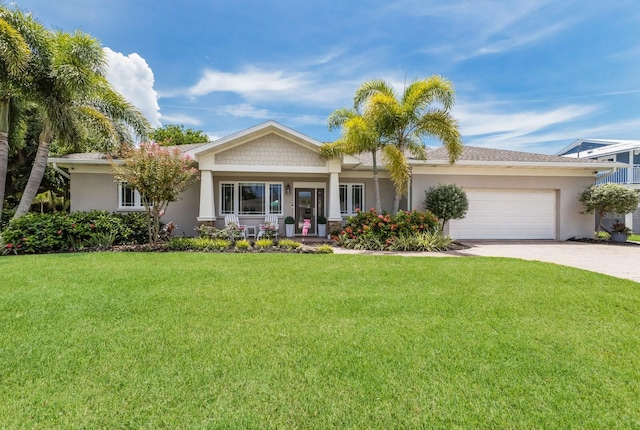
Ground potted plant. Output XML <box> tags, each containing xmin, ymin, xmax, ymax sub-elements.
<box><xmin>284</xmin><ymin>216</ymin><xmax>295</xmax><ymax>237</ymax></box>
<box><xmin>317</xmin><ymin>215</ymin><xmax>327</xmax><ymax>238</ymax></box>
<box><xmin>610</xmin><ymin>220</ymin><xmax>631</xmax><ymax>243</ymax></box>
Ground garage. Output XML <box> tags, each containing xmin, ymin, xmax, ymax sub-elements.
<box><xmin>448</xmin><ymin>189</ymin><xmax>557</xmax><ymax>239</ymax></box>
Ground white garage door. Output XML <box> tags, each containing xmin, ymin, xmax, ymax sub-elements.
<box><xmin>448</xmin><ymin>189</ymin><xmax>556</xmax><ymax>239</ymax></box>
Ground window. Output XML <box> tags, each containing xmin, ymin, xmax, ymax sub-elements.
<box><xmin>219</xmin><ymin>182</ymin><xmax>283</xmax><ymax>216</ymax></box>
<box><xmin>118</xmin><ymin>182</ymin><xmax>144</xmax><ymax>210</ymax></box>
<box><xmin>340</xmin><ymin>183</ymin><xmax>364</xmax><ymax>215</ymax></box>
<box><xmin>240</xmin><ymin>183</ymin><xmax>265</xmax><ymax>214</ymax></box>
<box><xmin>221</xmin><ymin>183</ymin><xmax>235</xmax><ymax>214</ymax></box>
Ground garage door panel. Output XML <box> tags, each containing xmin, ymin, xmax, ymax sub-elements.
<box><xmin>448</xmin><ymin>189</ymin><xmax>556</xmax><ymax>239</ymax></box>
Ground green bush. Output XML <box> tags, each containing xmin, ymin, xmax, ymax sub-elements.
<box><xmin>255</xmin><ymin>238</ymin><xmax>273</xmax><ymax>250</ymax></box>
<box><xmin>334</xmin><ymin>208</ymin><xmax>440</xmax><ymax>251</ymax></box>
<box><xmin>235</xmin><ymin>239</ymin><xmax>251</xmax><ymax>252</ymax></box>
<box><xmin>277</xmin><ymin>239</ymin><xmax>301</xmax><ymax>250</ymax></box>
<box><xmin>116</xmin><ymin>212</ymin><xmax>153</xmax><ymax>244</ymax></box>
<box><xmin>315</xmin><ymin>244</ymin><xmax>334</xmax><ymax>254</ymax></box>
<box><xmin>1</xmin><ymin>211</ymin><xmax>153</xmax><ymax>254</ymax></box>
<box><xmin>423</xmin><ymin>183</ymin><xmax>469</xmax><ymax>231</ymax></box>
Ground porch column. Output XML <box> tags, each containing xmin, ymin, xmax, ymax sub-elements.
<box><xmin>328</xmin><ymin>171</ymin><xmax>341</xmax><ymax>221</ymax></box>
<box><xmin>197</xmin><ymin>170</ymin><xmax>216</xmax><ymax>222</ymax></box>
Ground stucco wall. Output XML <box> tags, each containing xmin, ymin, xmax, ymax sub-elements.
<box><xmin>215</xmin><ymin>134</ymin><xmax>325</xmax><ymax>166</ymax></box>
<box><xmin>70</xmin><ymin>172</ymin><xmax>200</xmax><ymax>238</ymax></box>
<box><xmin>411</xmin><ymin>173</ymin><xmax>594</xmax><ymax>240</ymax></box>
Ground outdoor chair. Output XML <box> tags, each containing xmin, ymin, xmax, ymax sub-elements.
<box><xmin>257</xmin><ymin>214</ymin><xmax>279</xmax><ymax>239</ymax></box>
<box><xmin>224</xmin><ymin>214</ymin><xmax>248</xmax><ymax>239</ymax></box>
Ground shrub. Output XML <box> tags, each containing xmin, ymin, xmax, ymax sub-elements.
<box><xmin>235</xmin><ymin>239</ymin><xmax>251</xmax><ymax>252</ymax></box>
<box><xmin>423</xmin><ymin>184</ymin><xmax>468</xmax><ymax>231</ymax></box>
<box><xmin>579</xmin><ymin>183</ymin><xmax>640</xmax><ymax>233</ymax></box>
<box><xmin>334</xmin><ymin>208</ymin><xmax>440</xmax><ymax>251</ymax></box>
<box><xmin>211</xmin><ymin>239</ymin><xmax>231</xmax><ymax>251</ymax></box>
<box><xmin>277</xmin><ymin>239</ymin><xmax>301</xmax><ymax>250</ymax></box>
<box><xmin>166</xmin><ymin>237</ymin><xmax>195</xmax><ymax>251</ymax></box>
<box><xmin>199</xmin><ymin>223</ymin><xmax>245</xmax><ymax>242</ymax></box>
<box><xmin>116</xmin><ymin>212</ymin><xmax>153</xmax><ymax>244</ymax></box>
<box><xmin>1</xmin><ymin>212</ymin><xmax>68</xmax><ymax>254</ymax></box>
<box><xmin>315</xmin><ymin>244</ymin><xmax>334</xmax><ymax>254</ymax></box>
<box><xmin>1</xmin><ymin>211</ymin><xmax>153</xmax><ymax>254</ymax></box>
<box><xmin>255</xmin><ymin>238</ymin><xmax>273</xmax><ymax>250</ymax></box>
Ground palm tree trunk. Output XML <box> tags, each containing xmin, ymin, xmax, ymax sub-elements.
<box><xmin>0</xmin><ymin>98</ymin><xmax>10</xmax><ymax>215</ymax></box>
<box><xmin>14</xmin><ymin>124</ymin><xmax>52</xmax><ymax>218</ymax></box>
<box><xmin>392</xmin><ymin>192</ymin><xmax>401</xmax><ymax>214</ymax></box>
<box><xmin>371</xmin><ymin>150</ymin><xmax>382</xmax><ymax>212</ymax></box>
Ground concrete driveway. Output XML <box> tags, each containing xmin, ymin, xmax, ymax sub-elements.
<box><xmin>451</xmin><ymin>241</ymin><xmax>640</xmax><ymax>283</ymax></box>
<box><xmin>333</xmin><ymin>240</ymin><xmax>640</xmax><ymax>282</ymax></box>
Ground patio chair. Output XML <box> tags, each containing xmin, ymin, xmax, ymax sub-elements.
<box><xmin>224</xmin><ymin>214</ymin><xmax>247</xmax><ymax>239</ymax></box>
<box><xmin>257</xmin><ymin>214</ymin><xmax>279</xmax><ymax>239</ymax></box>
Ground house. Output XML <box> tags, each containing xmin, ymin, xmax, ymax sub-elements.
<box><xmin>47</xmin><ymin>121</ymin><xmax>620</xmax><ymax>240</ymax></box>
<box><xmin>556</xmin><ymin>138</ymin><xmax>640</xmax><ymax>232</ymax></box>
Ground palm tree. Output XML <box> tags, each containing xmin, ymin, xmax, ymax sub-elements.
<box><xmin>0</xmin><ymin>5</ymin><xmax>37</xmax><ymax>214</ymax></box>
<box><xmin>354</xmin><ymin>77</ymin><xmax>463</xmax><ymax>213</ymax></box>
<box><xmin>321</xmin><ymin>107</ymin><xmax>383</xmax><ymax>212</ymax></box>
<box><xmin>13</xmin><ymin>30</ymin><xmax>150</xmax><ymax>218</ymax></box>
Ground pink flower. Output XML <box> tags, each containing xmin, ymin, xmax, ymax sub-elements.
<box><xmin>6</xmin><ymin>243</ymin><xmax>12</xmax><ymax>249</ymax></box>
<box><xmin>57</xmin><ymin>230</ymin><xmax>62</xmax><ymax>235</ymax></box>
<box><xmin>90</xmin><ymin>224</ymin><xmax>95</xmax><ymax>229</ymax></box>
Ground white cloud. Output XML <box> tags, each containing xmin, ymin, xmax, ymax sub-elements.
<box><xmin>453</xmin><ymin>101</ymin><xmax>599</xmax><ymax>152</ymax></box>
<box><xmin>218</xmin><ymin>104</ymin><xmax>271</xmax><ymax>119</ymax></box>
<box><xmin>158</xmin><ymin>113</ymin><xmax>202</xmax><ymax>126</ymax></box>
<box><xmin>104</xmin><ymin>47</ymin><xmax>161</xmax><ymax>127</ymax></box>
<box><xmin>188</xmin><ymin>67</ymin><xmax>311</xmax><ymax>98</ymax></box>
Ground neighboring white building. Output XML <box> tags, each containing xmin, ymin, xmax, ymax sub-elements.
<box><xmin>48</xmin><ymin>121</ymin><xmax>620</xmax><ymax>240</ymax></box>
<box><xmin>557</xmin><ymin>138</ymin><xmax>640</xmax><ymax>232</ymax></box>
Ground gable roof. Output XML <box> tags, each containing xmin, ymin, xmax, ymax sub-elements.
<box><xmin>187</xmin><ymin>120</ymin><xmax>324</xmax><ymax>158</ymax></box>
<box><xmin>555</xmin><ymin>138</ymin><xmax>640</xmax><ymax>157</ymax></box>
<box><xmin>557</xmin><ymin>139</ymin><xmax>640</xmax><ymax>159</ymax></box>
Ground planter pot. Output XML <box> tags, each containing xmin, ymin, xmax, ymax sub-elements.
<box><xmin>285</xmin><ymin>224</ymin><xmax>294</xmax><ymax>237</ymax></box>
<box><xmin>317</xmin><ymin>223</ymin><xmax>326</xmax><ymax>237</ymax></box>
<box><xmin>610</xmin><ymin>232</ymin><xmax>629</xmax><ymax>243</ymax></box>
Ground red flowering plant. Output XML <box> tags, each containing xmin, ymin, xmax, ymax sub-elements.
<box><xmin>335</xmin><ymin>208</ymin><xmax>439</xmax><ymax>250</ymax></box>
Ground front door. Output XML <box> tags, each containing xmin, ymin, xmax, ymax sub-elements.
<box><xmin>295</xmin><ymin>188</ymin><xmax>314</xmax><ymax>234</ymax></box>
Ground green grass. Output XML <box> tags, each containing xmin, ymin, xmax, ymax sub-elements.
<box><xmin>1</xmin><ymin>253</ymin><xmax>639</xmax><ymax>428</ymax></box>
<box><xmin>629</xmin><ymin>234</ymin><xmax>640</xmax><ymax>242</ymax></box>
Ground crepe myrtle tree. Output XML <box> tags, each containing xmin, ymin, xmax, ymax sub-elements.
<box><xmin>579</xmin><ymin>183</ymin><xmax>639</xmax><ymax>234</ymax></box>
<box><xmin>112</xmin><ymin>143</ymin><xmax>199</xmax><ymax>244</ymax></box>
<box><xmin>423</xmin><ymin>183</ymin><xmax>468</xmax><ymax>232</ymax></box>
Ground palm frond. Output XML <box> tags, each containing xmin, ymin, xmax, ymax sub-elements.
<box><xmin>353</xmin><ymin>79</ymin><xmax>395</xmax><ymax>110</ymax></box>
<box><xmin>382</xmin><ymin>144</ymin><xmax>410</xmax><ymax>197</ymax></box>
<box><xmin>417</xmin><ymin>110</ymin><xmax>463</xmax><ymax>163</ymax></box>
<box><xmin>327</xmin><ymin>107</ymin><xmax>356</xmax><ymax>131</ymax></box>
<box><xmin>0</xmin><ymin>13</ymin><xmax>31</xmax><ymax>76</ymax></box>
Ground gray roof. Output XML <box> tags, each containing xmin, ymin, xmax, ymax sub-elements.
<box><xmin>351</xmin><ymin>145</ymin><xmax>606</xmax><ymax>167</ymax></box>
<box><xmin>424</xmin><ymin>145</ymin><xmax>604</xmax><ymax>164</ymax></box>
<box><xmin>54</xmin><ymin>143</ymin><xmax>207</xmax><ymax>161</ymax></box>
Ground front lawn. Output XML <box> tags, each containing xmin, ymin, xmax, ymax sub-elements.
<box><xmin>1</xmin><ymin>253</ymin><xmax>639</xmax><ymax>428</ymax></box>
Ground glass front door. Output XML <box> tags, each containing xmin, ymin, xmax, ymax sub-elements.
<box><xmin>295</xmin><ymin>189</ymin><xmax>314</xmax><ymax>234</ymax></box>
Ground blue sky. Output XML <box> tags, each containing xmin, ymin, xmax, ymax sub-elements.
<box><xmin>14</xmin><ymin>0</ymin><xmax>640</xmax><ymax>154</ymax></box>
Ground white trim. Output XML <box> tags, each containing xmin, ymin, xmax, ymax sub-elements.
<box><xmin>218</xmin><ymin>181</ymin><xmax>284</xmax><ymax>217</ymax></box>
<box><xmin>188</xmin><ymin>120</ymin><xmax>324</xmax><ymax>158</ymax></box>
<box><xmin>339</xmin><ymin>183</ymin><xmax>365</xmax><ymax>216</ymax></box>
<box><xmin>293</xmin><ymin>181</ymin><xmax>326</xmax><ymax>189</ymax></box>
<box><xmin>117</xmin><ymin>182</ymin><xmax>145</xmax><ymax>211</ymax></box>
<box><xmin>211</xmin><ymin>164</ymin><xmax>329</xmax><ymax>174</ymax></box>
